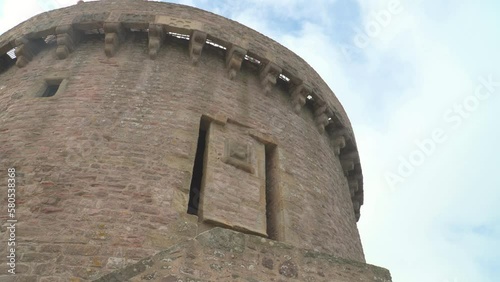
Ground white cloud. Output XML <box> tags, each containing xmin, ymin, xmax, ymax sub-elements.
<box><xmin>218</xmin><ymin>0</ymin><xmax>500</xmax><ymax>280</ymax></box>
<box><xmin>0</xmin><ymin>0</ymin><xmax>77</xmax><ymax>35</ymax></box>
<box><xmin>0</xmin><ymin>0</ymin><xmax>44</xmax><ymax>34</ymax></box>
<box><xmin>198</xmin><ymin>1</ymin><xmax>499</xmax><ymax>281</ymax></box>
<box><xmin>351</xmin><ymin>0</ymin><xmax>500</xmax><ymax>281</ymax></box>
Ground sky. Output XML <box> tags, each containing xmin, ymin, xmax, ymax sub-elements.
<box><xmin>1</xmin><ymin>0</ymin><xmax>499</xmax><ymax>281</ymax></box>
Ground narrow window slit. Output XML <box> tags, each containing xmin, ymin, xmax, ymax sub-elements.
<box><xmin>265</xmin><ymin>144</ymin><xmax>282</xmax><ymax>240</ymax></box>
<box><xmin>187</xmin><ymin>119</ymin><xmax>208</xmax><ymax>215</ymax></box>
<box><xmin>42</xmin><ymin>84</ymin><xmax>59</xmax><ymax>97</ymax></box>
<box><xmin>40</xmin><ymin>78</ymin><xmax>64</xmax><ymax>98</ymax></box>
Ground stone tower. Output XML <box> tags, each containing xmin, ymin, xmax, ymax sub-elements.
<box><xmin>0</xmin><ymin>0</ymin><xmax>391</xmax><ymax>281</ymax></box>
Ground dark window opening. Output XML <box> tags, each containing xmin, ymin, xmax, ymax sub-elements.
<box><xmin>276</xmin><ymin>74</ymin><xmax>291</xmax><ymax>92</ymax></box>
<box><xmin>187</xmin><ymin>121</ymin><xmax>208</xmax><ymax>215</ymax></box>
<box><xmin>0</xmin><ymin>52</ymin><xmax>16</xmax><ymax>73</ymax></box>
<box><xmin>305</xmin><ymin>95</ymin><xmax>315</xmax><ymax>111</ymax></box>
<box><xmin>265</xmin><ymin>144</ymin><xmax>282</xmax><ymax>240</ymax></box>
<box><xmin>41</xmin><ymin>83</ymin><xmax>60</xmax><ymax>97</ymax></box>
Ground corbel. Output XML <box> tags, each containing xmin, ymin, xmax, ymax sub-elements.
<box><xmin>225</xmin><ymin>44</ymin><xmax>246</xmax><ymax>79</ymax></box>
<box><xmin>352</xmin><ymin>191</ymin><xmax>363</xmax><ymax>221</ymax></box>
<box><xmin>148</xmin><ymin>24</ymin><xmax>165</xmax><ymax>59</ymax></box>
<box><xmin>331</xmin><ymin>128</ymin><xmax>348</xmax><ymax>156</ymax></box>
<box><xmin>259</xmin><ymin>61</ymin><xmax>281</xmax><ymax>94</ymax></box>
<box><xmin>189</xmin><ymin>30</ymin><xmax>207</xmax><ymax>65</ymax></box>
<box><xmin>55</xmin><ymin>24</ymin><xmax>81</xmax><ymax>59</ymax></box>
<box><xmin>314</xmin><ymin>100</ymin><xmax>330</xmax><ymax>134</ymax></box>
<box><xmin>290</xmin><ymin>83</ymin><xmax>310</xmax><ymax>114</ymax></box>
<box><xmin>104</xmin><ymin>22</ymin><xmax>126</xmax><ymax>57</ymax></box>
<box><xmin>340</xmin><ymin>151</ymin><xmax>359</xmax><ymax>175</ymax></box>
<box><xmin>14</xmin><ymin>37</ymin><xmax>35</xmax><ymax>68</ymax></box>
<box><xmin>353</xmin><ymin>199</ymin><xmax>361</xmax><ymax>221</ymax></box>
<box><xmin>349</xmin><ymin>181</ymin><xmax>359</xmax><ymax>197</ymax></box>
<box><xmin>347</xmin><ymin>173</ymin><xmax>361</xmax><ymax>197</ymax></box>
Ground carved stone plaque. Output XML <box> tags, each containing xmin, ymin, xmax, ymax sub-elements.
<box><xmin>223</xmin><ymin>139</ymin><xmax>254</xmax><ymax>174</ymax></box>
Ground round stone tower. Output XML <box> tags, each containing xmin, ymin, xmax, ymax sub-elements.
<box><xmin>0</xmin><ymin>0</ymin><xmax>391</xmax><ymax>281</ymax></box>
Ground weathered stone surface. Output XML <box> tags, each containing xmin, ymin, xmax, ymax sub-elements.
<box><xmin>200</xmin><ymin>122</ymin><xmax>267</xmax><ymax>236</ymax></box>
<box><xmin>279</xmin><ymin>260</ymin><xmax>299</xmax><ymax>278</ymax></box>
<box><xmin>94</xmin><ymin>228</ymin><xmax>392</xmax><ymax>282</ymax></box>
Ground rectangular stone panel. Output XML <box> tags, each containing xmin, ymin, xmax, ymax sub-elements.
<box><xmin>199</xmin><ymin>122</ymin><xmax>267</xmax><ymax>236</ymax></box>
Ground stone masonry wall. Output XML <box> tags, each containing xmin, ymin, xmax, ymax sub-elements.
<box><xmin>96</xmin><ymin>228</ymin><xmax>392</xmax><ymax>282</ymax></box>
<box><xmin>0</xmin><ymin>1</ymin><xmax>370</xmax><ymax>281</ymax></box>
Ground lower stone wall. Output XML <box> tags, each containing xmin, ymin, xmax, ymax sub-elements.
<box><xmin>95</xmin><ymin>227</ymin><xmax>391</xmax><ymax>282</ymax></box>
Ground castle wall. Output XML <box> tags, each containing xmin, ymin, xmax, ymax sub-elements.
<box><xmin>97</xmin><ymin>228</ymin><xmax>392</xmax><ymax>282</ymax></box>
<box><xmin>0</xmin><ymin>2</ymin><xmax>368</xmax><ymax>281</ymax></box>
